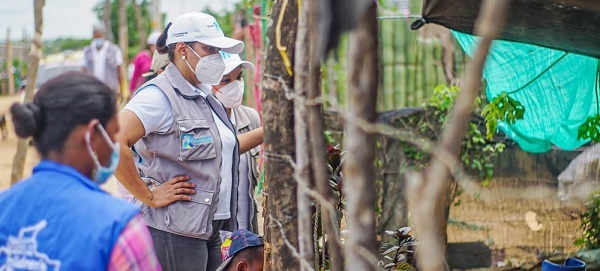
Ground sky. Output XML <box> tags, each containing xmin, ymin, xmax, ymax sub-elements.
<box><xmin>0</xmin><ymin>0</ymin><xmax>237</xmax><ymax>41</ymax></box>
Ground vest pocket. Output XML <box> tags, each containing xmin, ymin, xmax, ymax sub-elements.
<box><xmin>177</xmin><ymin>119</ymin><xmax>217</xmax><ymax>161</ymax></box>
<box><xmin>165</xmin><ymin>188</ymin><xmax>215</xmax><ymax>236</ymax></box>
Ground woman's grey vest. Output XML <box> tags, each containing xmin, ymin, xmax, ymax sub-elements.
<box><xmin>132</xmin><ymin>64</ymin><xmax>239</xmax><ymax>240</ymax></box>
<box><xmin>233</xmin><ymin>106</ymin><xmax>261</xmax><ymax>233</ymax></box>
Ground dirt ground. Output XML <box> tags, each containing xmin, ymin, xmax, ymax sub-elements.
<box><xmin>447</xmin><ymin>179</ymin><xmax>586</xmax><ymax>268</ymax></box>
<box><xmin>0</xmin><ymin>95</ymin><xmax>585</xmax><ymax>268</ymax></box>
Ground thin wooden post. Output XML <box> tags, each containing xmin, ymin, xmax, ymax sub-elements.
<box><xmin>307</xmin><ymin>0</ymin><xmax>344</xmax><ymax>270</ymax></box>
<box><xmin>343</xmin><ymin>2</ymin><xmax>380</xmax><ymax>271</ymax></box>
<box><xmin>11</xmin><ymin>0</ymin><xmax>45</xmax><ymax>185</ymax></box>
<box><xmin>6</xmin><ymin>28</ymin><xmax>15</xmax><ymax>96</ymax></box>
<box><xmin>152</xmin><ymin>0</ymin><xmax>161</xmax><ymax>32</ymax></box>
<box><xmin>118</xmin><ymin>0</ymin><xmax>128</xmax><ymax>100</ymax></box>
<box><xmin>103</xmin><ymin>0</ymin><xmax>114</xmax><ymax>42</ymax></box>
<box><xmin>132</xmin><ymin>0</ymin><xmax>147</xmax><ymax>51</ymax></box>
<box><xmin>294</xmin><ymin>0</ymin><xmax>315</xmax><ymax>269</ymax></box>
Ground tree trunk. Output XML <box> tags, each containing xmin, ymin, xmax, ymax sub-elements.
<box><xmin>152</xmin><ymin>0</ymin><xmax>161</xmax><ymax>32</ymax></box>
<box><xmin>307</xmin><ymin>0</ymin><xmax>344</xmax><ymax>270</ymax></box>
<box><xmin>261</xmin><ymin>0</ymin><xmax>299</xmax><ymax>270</ymax></box>
<box><xmin>6</xmin><ymin>28</ymin><xmax>15</xmax><ymax>96</ymax></box>
<box><xmin>11</xmin><ymin>0</ymin><xmax>45</xmax><ymax>185</ymax></box>
<box><xmin>377</xmin><ymin>135</ymin><xmax>408</xmax><ymax>240</ymax></box>
<box><xmin>294</xmin><ymin>1</ymin><xmax>315</xmax><ymax>270</ymax></box>
<box><xmin>103</xmin><ymin>0</ymin><xmax>114</xmax><ymax>42</ymax></box>
<box><xmin>405</xmin><ymin>0</ymin><xmax>510</xmax><ymax>270</ymax></box>
<box><xmin>118</xmin><ymin>0</ymin><xmax>128</xmax><ymax>99</ymax></box>
<box><xmin>132</xmin><ymin>0</ymin><xmax>147</xmax><ymax>51</ymax></box>
<box><xmin>342</xmin><ymin>3</ymin><xmax>379</xmax><ymax>271</ymax></box>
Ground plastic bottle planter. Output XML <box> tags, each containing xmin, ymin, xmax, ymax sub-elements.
<box><xmin>542</xmin><ymin>258</ymin><xmax>586</xmax><ymax>271</ymax></box>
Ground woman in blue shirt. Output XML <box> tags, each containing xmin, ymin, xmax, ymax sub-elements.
<box><xmin>0</xmin><ymin>72</ymin><xmax>160</xmax><ymax>270</ymax></box>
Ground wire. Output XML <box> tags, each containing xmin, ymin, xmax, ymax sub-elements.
<box><xmin>275</xmin><ymin>0</ymin><xmax>294</xmax><ymax>76</ymax></box>
<box><xmin>507</xmin><ymin>51</ymin><xmax>568</xmax><ymax>94</ymax></box>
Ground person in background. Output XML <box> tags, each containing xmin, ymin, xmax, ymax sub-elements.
<box><xmin>0</xmin><ymin>72</ymin><xmax>161</xmax><ymax>271</ymax></box>
<box><xmin>130</xmin><ymin>32</ymin><xmax>162</xmax><ymax>93</ymax></box>
<box><xmin>216</xmin><ymin>229</ymin><xmax>264</xmax><ymax>271</ymax></box>
<box><xmin>115</xmin><ymin>12</ymin><xmax>263</xmax><ymax>271</ymax></box>
<box><xmin>141</xmin><ymin>51</ymin><xmax>171</xmax><ymax>83</ymax></box>
<box><xmin>212</xmin><ymin>52</ymin><xmax>262</xmax><ymax>233</ymax></box>
<box><xmin>82</xmin><ymin>25</ymin><xmax>124</xmax><ymax>98</ymax></box>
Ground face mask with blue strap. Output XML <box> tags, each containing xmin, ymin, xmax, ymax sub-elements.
<box><xmin>85</xmin><ymin>123</ymin><xmax>120</xmax><ymax>185</ymax></box>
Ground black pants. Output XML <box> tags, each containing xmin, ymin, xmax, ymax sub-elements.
<box><xmin>148</xmin><ymin>220</ymin><xmax>226</xmax><ymax>271</ymax></box>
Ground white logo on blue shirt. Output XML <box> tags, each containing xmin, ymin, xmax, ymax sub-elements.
<box><xmin>0</xmin><ymin>220</ymin><xmax>61</xmax><ymax>271</ymax></box>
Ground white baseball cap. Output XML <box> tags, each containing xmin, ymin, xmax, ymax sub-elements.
<box><xmin>166</xmin><ymin>12</ymin><xmax>244</xmax><ymax>54</ymax></box>
<box><xmin>147</xmin><ymin>31</ymin><xmax>161</xmax><ymax>45</ymax></box>
<box><xmin>220</xmin><ymin>52</ymin><xmax>254</xmax><ymax>75</ymax></box>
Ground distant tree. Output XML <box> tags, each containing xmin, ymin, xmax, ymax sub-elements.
<box><xmin>43</xmin><ymin>39</ymin><xmax>91</xmax><ymax>55</ymax></box>
<box><xmin>92</xmin><ymin>0</ymin><xmax>154</xmax><ymax>51</ymax></box>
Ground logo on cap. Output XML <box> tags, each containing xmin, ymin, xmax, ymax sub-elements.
<box><xmin>208</xmin><ymin>21</ymin><xmax>222</xmax><ymax>32</ymax></box>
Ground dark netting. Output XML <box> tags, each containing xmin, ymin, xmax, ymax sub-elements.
<box><xmin>411</xmin><ymin>0</ymin><xmax>600</xmax><ymax>59</ymax></box>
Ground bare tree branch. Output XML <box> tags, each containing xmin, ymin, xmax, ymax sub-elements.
<box><xmin>343</xmin><ymin>3</ymin><xmax>380</xmax><ymax>271</ymax></box>
<box><xmin>307</xmin><ymin>0</ymin><xmax>344</xmax><ymax>269</ymax></box>
<box><xmin>293</xmin><ymin>0</ymin><xmax>316</xmax><ymax>269</ymax></box>
<box><xmin>406</xmin><ymin>0</ymin><xmax>511</xmax><ymax>270</ymax></box>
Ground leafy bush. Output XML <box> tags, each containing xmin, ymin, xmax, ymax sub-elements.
<box><xmin>397</xmin><ymin>84</ymin><xmax>506</xmax><ymax>181</ymax></box>
<box><xmin>575</xmin><ymin>192</ymin><xmax>600</xmax><ymax>249</ymax></box>
<box><xmin>380</xmin><ymin>227</ymin><xmax>416</xmax><ymax>271</ymax></box>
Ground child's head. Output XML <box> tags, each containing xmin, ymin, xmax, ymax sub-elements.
<box><xmin>217</xmin><ymin>230</ymin><xmax>264</xmax><ymax>271</ymax></box>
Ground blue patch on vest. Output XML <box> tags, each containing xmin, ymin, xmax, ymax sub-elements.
<box><xmin>182</xmin><ymin>133</ymin><xmax>213</xmax><ymax>149</ymax></box>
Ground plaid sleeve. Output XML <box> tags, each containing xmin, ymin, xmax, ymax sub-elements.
<box><xmin>108</xmin><ymin>214</ymin><xmax>162</xmax><ymax>271</ymax></box>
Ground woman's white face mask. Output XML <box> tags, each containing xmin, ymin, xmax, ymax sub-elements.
<box><xmin>184</xmin><ymin>45</ymin><xmax>226</xmax><ymax>85</ymax></box>
<box><xmin>215</xmin><ymin>80</ymin><xmax>245</xmax><ymax>109</ymax></box>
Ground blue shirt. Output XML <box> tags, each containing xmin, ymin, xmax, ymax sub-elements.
<box><xmin>0</xmin><ymin>160</ymin><xmax>139</xmax><ymax>270</ymax></box>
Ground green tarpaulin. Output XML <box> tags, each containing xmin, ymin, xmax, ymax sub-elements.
<box><xmin>454</xmin><ymin>32</ymin><xmax>599</xmax><ymax>153</ymax></box>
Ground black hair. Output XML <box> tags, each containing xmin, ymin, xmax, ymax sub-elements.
<box><xmin>10</xmin><ymin>71</ymin><xmax>116</xmax><ymax>157</ymax></box>
<box><xmin>155</xmin><ymin>22</ymin><xmax>195</xmax><ymax>62</ymax></box>
<box><xmin>227</xmin><ymin>246</ymin><xmax>264</xmax><ymax>271</ymax></box>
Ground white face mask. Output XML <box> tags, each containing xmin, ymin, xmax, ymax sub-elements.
<box><xmin>215</xmin><ymin>80</ymin><xmax>245</xmax><ymax>109</ymax></box>
<box><xmin>93</xmin><ymin>38</ymin><xmax>105</xmax><ymax>48</ymax></box>
<box><xmin>184</xmin><ymin>45</ymin><xmax>226</xmax><ymax>85</ymax></box>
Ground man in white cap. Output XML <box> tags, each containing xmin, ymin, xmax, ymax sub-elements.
<box><xmin>129</xmin><ymin>31</ymin><xmax>162</xmax><ymax>93</ymax></box>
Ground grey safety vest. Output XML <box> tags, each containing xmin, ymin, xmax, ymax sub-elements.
<box><xmin>83</xmin><ymin>43</ymin><xmax>120</xmax><ymax>92</ymax></box>
<box><xmin>132</xmin><ymin>64</ymin><xmax>239</xmax><ymax>240</ymax></box>
<box><xmin>233</xmin><ymin>105</ymin><xmax>261</xmax><ymax>233</ymax></box>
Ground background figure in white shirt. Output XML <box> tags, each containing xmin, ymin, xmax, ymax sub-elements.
<box><xmin>82</xmin><ymin>25</ymin><xmax>124</xmax><ymax>98</ymax></box>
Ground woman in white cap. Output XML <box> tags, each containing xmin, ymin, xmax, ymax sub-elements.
<box><xmin>211</xmin><ymin>52</ymin><xmax>262</xmax><ymax>233</ymax></box>
<box><xmin>114</xmin><ymin>12</ymin><xmax>263</xmax><ymax>271</ymax></box>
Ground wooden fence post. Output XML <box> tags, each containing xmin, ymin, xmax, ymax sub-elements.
<box><xmin>343</xmin><ymin>2</ymin><xmax>380</xmax><ymax>271</ymax></box>
<box><xmin>11</xmin><ymin>0</ymin><xmax>45</xmax><ymax>185</ymax></box>
<box><xmin>294</xmin><ymin>0</ymin><xmax>315</xmax><ymax>269</ymax></box>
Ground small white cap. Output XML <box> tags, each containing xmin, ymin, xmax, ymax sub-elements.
<box><xmin>220</xmin><ymin>52</ymin><xmax>254</xmax><ymax>75</ymax></box>
<box><xmin>142</xmin><ymin>51</ymin><xmax>171</xmax><ymax>77</ymax></box>
<box><xmin>166</xmin><ymin>12</ymin><xmax>244</xmax><ymax>54</ymax></box>
<box><xmin>147</xmin><ymin>31</ymin><xmax>161</xmax><ymax>45</ymax></box>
